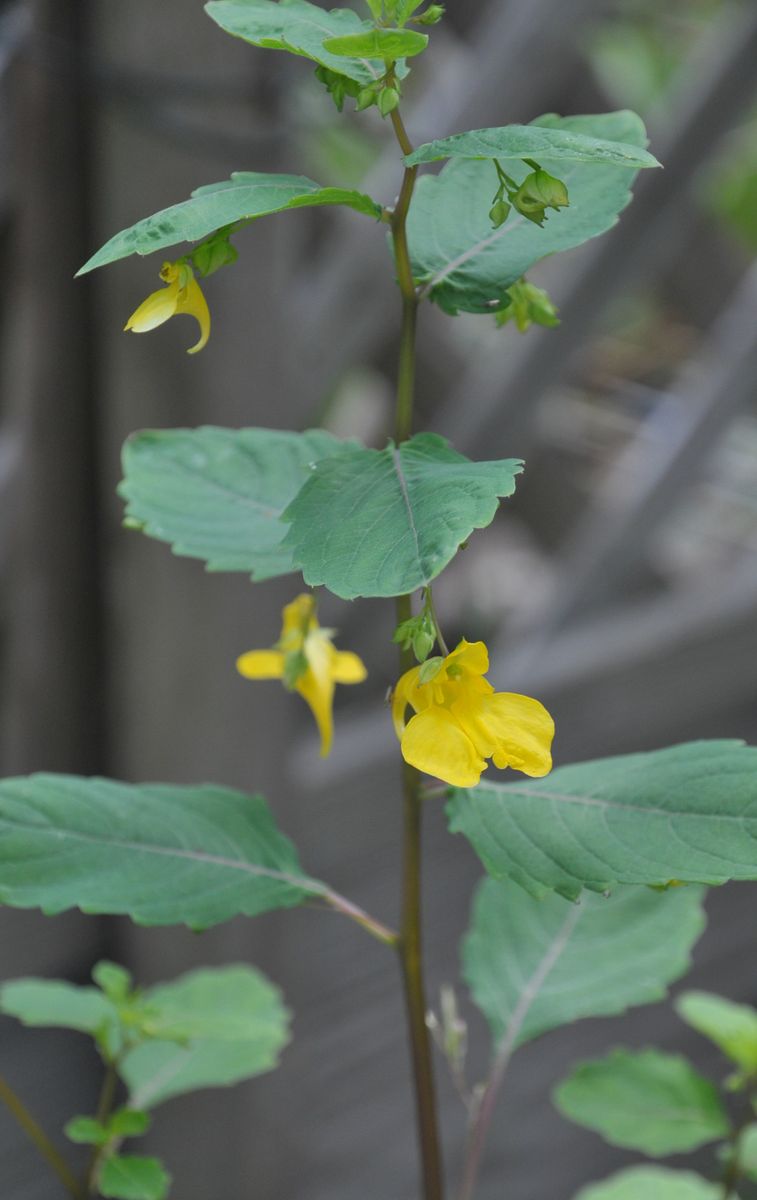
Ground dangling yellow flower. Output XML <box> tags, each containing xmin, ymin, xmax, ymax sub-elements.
<box><xmin>392</xmin><ymin>639</ymin><xmax>553</xmax><ymax>788</ymax></box>
<box><xmin>236</xmin><ymin>594</ymin><xmax>367</xmax><ymax>757</ymax></box>
<box><xmin>124</xmin><ymin>260</ymin><xmax>210</xmax><ymax>354</ymax></box>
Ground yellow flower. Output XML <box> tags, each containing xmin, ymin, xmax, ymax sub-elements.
<box><xmin>124</xmin><ymin>261</ymin><xmax>210</xmax><ymax>354</ymax></box>
<box><xmin>392</xmin><ymin>639</ymin><xmax>554</xmax><ymax>788</ymax></box>
<box><xmin>236</xmin><ymin>594</ymin><xmax>367</xmax><ymax>757</ymax></box>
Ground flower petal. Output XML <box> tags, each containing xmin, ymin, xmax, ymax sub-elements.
<box><xmin>401</xmin><ymin>707</ymin><xmax>486</xmax><ymax>788</ymax></box>
<box><xmin>124</xmin><ymin>284</ymin><xmax>180</xmax><ymax>334</ymax></box>
<box><xmin>175</xmin><ymin>275</ymin><xmax>211</xmax><ymax>354</ymax></box>
<box><xmin>392</xmin><ymin>664</ymin><xmax>422</xmax><ymax>737</ymax></box>
<box><xmin>236</xmin><ymin>650</ymin><xmax>285</xmax><ymax>680</ymax></box>
<box><xmin>331</xmin><ymin>650</ymin><xmax>367</xmax><ymax>684</ymax></box>
<box><xmin>486</xmin><ymin>692</ymin><xmax>554</xmax><ymax>777</ymax></box>
<box><xmin>445</xmin><ymin>639</ymin><xmax>489</xmax><ymax>678</ymax></box>
<box><xmin>296</xmin><ymin>668</ymin><xmax>335</xmax><ymax>757</ymax></box>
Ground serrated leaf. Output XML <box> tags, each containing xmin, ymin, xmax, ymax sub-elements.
<box><xmin>676</xmin><ymin>991</ymin><xmax>757</xmax><ymax>1073</ymax></box>
<box><xmin>406</xmin><ymin>121</ymin><xmax>660</xmax><ymax>169</ymax></box>
<box><xmin>406</xmin><ymin>111</ymin><xmax>651</xmax><ymax>314</ymax></box>
<box><xmin>121</xmin><ymin>965</ymin><xmax>290</xmax><ymax>1107</ymax></box>
<box><xmin>0</xmin><ymin>774</ymin><xmax>325</xmax><ymax>928</ymax></box>
<box><xmin>322</xmin><ymin>28</ymin><xmax>427</xmax><ymax>59</ymax></box>
<box><xmin>78</xmin><ymin>174</ymin><xmax>382</xmax><ymax>273</ymax></box>
<box><xmin>463</xmin><ymin>878</ymin><xmax>705</xmax><ymax>1048</ymax></box>
<box><xmin>0</xmin><ymin>978</ymin><xmax>117</xmax><ymax>1036</ymax></box>
<box><xmin>447</xmin><ymin>741</ymin><xmax>757</xmax><ymax>900</ymax></box>
<box><xmin>204</xmin><ymin>0</ymin><xmax>386</xmax><ymax>84</ymax></box>
<box><xmin>119</xmin><ymin>427</ymin><xmax>342</xmax><ymax>582</ymax></box>
<box><xmin>574</xmin><ymin>1168</ymin><xmax>723</xmax><ymax>1200</ymax></box>
<box><xmin>99</xmin><ymin>1156</ymin><xmax>170</xmax><ymax>1200</ymax></box>
<box><xmin>554</xmin><ymin>1049</ymin><xmax>729</xmax><ymax>1155</ymax></box>
<box><xmin>282</xmin><ymin>433</ymin><xmax>522</xmax><ymax>599</ymax></box>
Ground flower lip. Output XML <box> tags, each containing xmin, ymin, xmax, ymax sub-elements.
<box><xmin>124</xmin><ymin>259</ymin><xmax>210</xmax><ymax>354</ymax></box>
<box><xmin>392</xmin><ymin>638</ymin><xmax>553</xmax><ymax>788</ymax></box>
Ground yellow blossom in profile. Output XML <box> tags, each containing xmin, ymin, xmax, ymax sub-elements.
<box><xmin>236</xmin><ymin>594</ymin><xmax>367</xmax><ymax>757</ymax></box>
<box><xmin>392</xmin><ymin>639</ymin><xmax>554</xmax><ymax>788</ymax></box>
<box><xmin>124</xmin><ymin>260</ymin><xmax>210</xmax><ymax>354</ymax></box>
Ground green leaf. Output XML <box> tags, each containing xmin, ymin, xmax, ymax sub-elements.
<box><xmin>99</xmin><ymin>1156</ymin><xmax>170</xmax><ymax>1200</ymax></box>
<box><xmin>447</xmin><ymin>741</ymin><xmax>757</xmax><ymax>900</ymax></box>
<box><xmin>554</xmin><ymin>1049</ymin><xmax>729</xmax><ymax>1155</ymax></box>
<box><xmin>64</xmin><ymin>1116</ymin><xmax>109</xmax><ymax>1146</ymax></box>
<box><xmin>108</xmin><ymin>1110</ymin><xmax>151</xmax><ymax>1138</ymax></box>
<box><xmin>78</xmin><ymin>174</ymin><xmax>382</xmax><ymax>274</ymax></box>
<box><xmin>676</xmin><ymin>991</ymin><xmax>757</xmax><ymax>1073</ymax></box>
<box><xmin>0</xmin><ymin>774</ymin><xmax>324</xmax><ymax>928</ymax></box>
<box><xmin>406</xmin><ymin>121</ymin><xmax>660</xmax><ymax>169</ymax></box>
<box><xmin>322</xmin><ymin>28</ymin><xmax>427</xmax><ymax>60</ymax></box>
<box><xmin>406</xmin><ymin>111</ymin><xmax>652</xmax><ymax>314</ymax></box>
<box><xmin>121</xmin><ymin>965</ymin><xmax>290</xmax><ymax>1107</ymax></box>
<box><xmin>0</xmin><ymin>978</ymin><xmax>117</xmax><ymax>1036</ymax></box>
<box><xmin>204</xmin><ymin>0</ymin><xmax>386</xmax><ymax>84</ymax></box>
<box><xmin>573</xmin><ymin>1168</ymin><xmax>722</xmax><ymax>1200</ymax></box>
<box><xmin>92</xmin><ymin>961</ymin><xmax>133</xmax><ymax>1002</ymax></box>
<box><xmin>463</xmin><ymin>878</ymin><xmax>705</xmax><ymax>1048</ymax></box>
<box><xmin>735</xmin><ymin>1124</ymin><xmax>757</xmax><ymax>1181</ymax></box>
<box><xmin>119</xmin><ymin>427</ymin><xmax>343</xmax><ymax>582</ymax></box>
<box><xmin>282</xmin><ymin>433</ymin><xmax>522</xmax><ymax>599</ymax></box>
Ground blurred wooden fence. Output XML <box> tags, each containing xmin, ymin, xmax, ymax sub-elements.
<box><xmin>1</xmin><ymin>2</ymin><xmax>757</xmax><ymax>1197</ymax></box>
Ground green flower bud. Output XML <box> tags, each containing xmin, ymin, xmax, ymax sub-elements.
<box><xmin>415</xmin><ymin>4</ymin><xmax>445</xmax><ymax>23</ymax></box>
<box><xmin>378</xmin><ymin>86</ymin><xmax>400</xmax><ymax>117</ymax></box>
<box><xmin>412</xmin><ymin>628</ymin><xmax>436</xmax><ymax>663</ymax></box>
<box><xmin>356</xmin><ymin>86</ymin><xmax>377</xmax><ymax>111</ymax></box>
<box><xmin>495</xmin><ymin>278</ymin><xmax>559</xmax><ymax>333</ymax></box>
<box><xmin>511</xmin><ymin>169</ymin><xmax>569</xmax><ymax>225</ymax></box>
<box><xmin>488</xmin><ymin>198</ymin><xmax>511</xmax><ymax>229</ymax></box>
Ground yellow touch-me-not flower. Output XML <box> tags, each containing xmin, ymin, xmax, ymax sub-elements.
<box><xmin>236</xmin><ymin>594</ymin><xmax>367</xmax><ymax>757</ymax></box>
<box><xmin>124</xmin><ymin>260</ymin><xmax>210</xmax><ymax>354</ymax></box>
<box><xmin>392</xmin><ymin>639</ymin><xmax>554</xmax><ymax>788</ymax></box>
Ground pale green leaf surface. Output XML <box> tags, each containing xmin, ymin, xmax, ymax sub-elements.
<box><xmin>406</xmin><ymin>111</ymin><xmax>650</xmax><ymax>314</ymax></box>
<box><xmin>282</xmin><ymin>433</ymin><xmax>522</xmax><ymax>598</ymax></box>
<box><xmin>0</xmin><ymin>979</ymin><xmax>116</xmax><ymax>1036</ymax></box>
<box><xmin>78</xmin><ymin>174</ymin><xmax>382</xmax><ymax>273</ymax></box>
<box><xmin>99</xmin><ymin>1156</ymin><xmax>170</xmax><ymax>1200</ymax></box>
<box><xmin>406</xmin><ymin>121</ymin><xmax>660</xmax><ymax>168</ymax></box>
<box><xmin>322</xmin><ymin>28</ymin><xmax>427</xmax><ymax>59</ymax></box>
<box><xmin>736</xmin><ymin>1125</ymin><xmax>757</xmax><ymax>1181</ymax></box>
<box><xmin>463</xmin><ymin>878</ymin><xmax>705</xmax><ymax>1047</ymax></box>
<box><xmin>676</xmin><ymin>991</ymin><xmax>757</xmax><ymax>1072</ymax></box>
<box><xmin>119</xmin><ymin>427</ymin><xmax>342</xmax><ymax>581</ymax></box>
<box><xmin>64</xmin><ymin>1116</ymin><xmax>108</xmax><ymax>1145</ymax></box>
<box><xmin>122</xmin><ymin>966</ymin><xmax>290</xmax><ymax>1107</ymax></box>
<box><xmin>574</xmin><ymin>1168</ymin><xmax>723</xmax><ymax>1200</ymax></box>
<box><xmin>204</xmin><ymin>0</ymin><xmax>386</xmax><ymax>83</ymax></box>
<box><xmin>447</xmin><ymin>741</ymin><xmax>757</xmax><ymax>900</ymax></box>
<box><xmin>0</xmin><ymin>774</ymin><xmax>322</xmax><ymax>928</ymax></box>
<box><xmin>554</xmin><ymin>1048</ymin><xmax>729</xmax><ymax>1155</ymax></box>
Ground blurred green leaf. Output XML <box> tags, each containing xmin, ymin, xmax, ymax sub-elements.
<box><xmin>78</xmin><ymin>174</ymin><xmax>382</xmax><ymax>273</ymax></box>
<box><xmin>447</xmin><ymin>741</ymin><xmax>757</xmax><ymax>900</ymax></box>
<box><xmin>676</xmin><ymin>991</ymin><xmax>757</xmax><ymax>1073</ymax></box>
<box><xmin>120</xmin><ymin>427</ymin><xmax>342</xmax><ymax>582</ymax></box>
<box><xmin>0</xmin><ymin>979</ymin><xmax>116</xmax><ymax>1037</ymax></box>
<box><xmin>282</xmin><ymin>433</ymin><xmax>522</xmax><ymax>598</ymax></box>
<box><xmin>406</xmin><ymin>111</ymin><xmax>651</xmax><ymax>314</ymax></box>
<box><xmin>204</xmin><ymin>0</ymin><xmax>386</xmax><ymax>83</ymax></box>
<box><xmin>0</xmin><ymin>774</ymin><xmax>320</xmax><ymax>928</ymax></box>
<box><xmin>554</xmin><ymin>1048</ymin><xmax>729</xmax><ymax>1154</ymax></box>
<box><xmin>406</xmin><ymin>122</ymin><xmax>660</xmax><ymax>168</ymax></box>
<box><xmin>574</xmin><ymin>1167</ymin><xmax>722</xmax><ymax>1200</ymax></box>
<box><xmin>463</xmin><ymin>878</ymin><xmax>705</xmax><ymax>1048</ymax></box>
<box><xmin>99</xmin><ymin>1156</ymin><xmax>170</xmax><ymax>1200</ymax></box>
<box><xmin>64</xmin><ymin>1116</ymin><xmax>109</xmax><ymax>1146</ymax></box>
<box><xmin>735</xmin><ymin>1124</ymin><xmax>757</xmax><ymax>1181</ymax></box>
<box><xmin>121</xmin><ymin>966</ymin><xmax>290</xmax><ymax>1107</ymax></box>
<box><xmin>108</xmin><ymin>1110</ymin><xmax>151</xmax><ymax>1138</ymax></box>
<box><xmin>92</xmin><ymin>962</ymin><xmax>133</xmax><ymax>1003</ymax></box>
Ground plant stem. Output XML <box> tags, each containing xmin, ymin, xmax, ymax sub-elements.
<box><xmin>0</xmin><ymin>1072</ymin><xmax>85</xmax><ymax>1200</ymax></box>
<box><xmin>85</xmin><ymin>1060</ymin><xmax>118</xmax><ymax>1194</ymax></box>
<box><xmin>389</xmin><ymin>97</ymin><xmax>445</xmax><ymax>1200</ymax></box>
<box><xmin>425</xmin><ymin>587</ymin><xmax>449</xmax><ymax>656</ymax></box>
<box><xmin>321</xmin><ymin>886</ymin><xmax>399</xmax><ymax>946</ymax></box>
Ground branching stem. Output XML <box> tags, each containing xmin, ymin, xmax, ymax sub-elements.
<box><xmin>389</xmin><ymin>95</ymin><xmax>445</xmax><ymax>1200</ymax></box>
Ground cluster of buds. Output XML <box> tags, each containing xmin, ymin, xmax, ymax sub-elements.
<box><xmin>315</xmin><ymin>64</ymin><xmax>402</xmax><ymax>117</ymax></box>
<box><xmin>495</xmin><ymin>277</ymin><xmax>560</xmax><ymax>333</ymax></box>
<box><xmin>489</xmin><ymin>157</ymin><xmax>569</xmax><ymax>230</ymax></box>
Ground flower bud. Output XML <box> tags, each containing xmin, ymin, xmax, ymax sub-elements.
<box><xmin>488</xmin><ymin>198</ymin><xmax>511</xmax><ymax>229</ymax></box>
<box><xmin>412</xmin><ymin>628</ymin><xmax>436</xmax><ymax>663</ymax></box>
<box><xmin>416</xmin><ymin>4</ymin><xmax>444</xmax><ymax>23</ymax></box>
<box><xmin>378</xmin><ymin>86</ymin><xmax>400</xmax><ymax>117</ymax></box>
<box><xmin>356</xmin><ymin>86</ymin><xmax>377</xmax><ymax>111</ymax></box>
